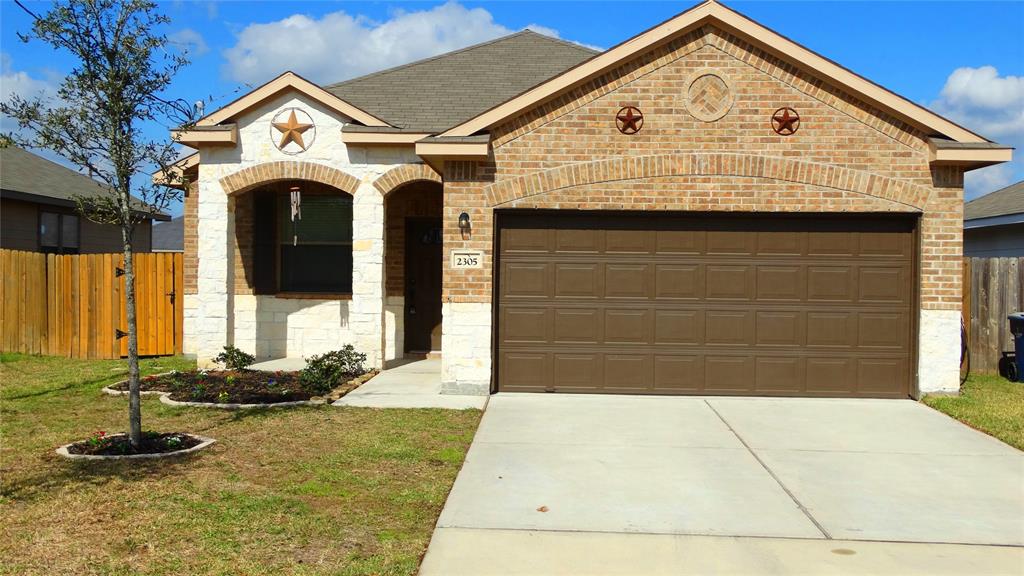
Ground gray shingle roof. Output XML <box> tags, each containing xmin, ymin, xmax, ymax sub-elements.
<box><xmin>0</xmin><ymin>146</ymin><xmax>168</xmax><ymax>219</ymax></box>
<box><xmin>965</xmin><ymin>181</ymin><xmax>1024</xmax><ymax>221</ymax></box>
<box><xmin>152</xmin><ymin>215</ymin><xmax>184</xmax><ymax>251</ymax></box>
<box><xmin>325</xmin><ymin>31</ymin><xmax>598</xmax><ymax>133</ymax></box>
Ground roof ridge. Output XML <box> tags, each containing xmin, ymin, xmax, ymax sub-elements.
<box><xmin>326</xmin><ymin>30</ymin><xmax>597</xmax><ymax>89</ymax></box>
<box><xmin>326</xmin><ymin>31</ymin><xmax>533</xmax><ymax>88</ymax></box>
<box><xmin>520</xmin><ymin>28</ymin><xmax>601</xmax><ymax>55</ymax></box>
<box><xmin>1</xmin><ymin>145</ymin><xmax>106</xmax><ymax>190</ymax></box>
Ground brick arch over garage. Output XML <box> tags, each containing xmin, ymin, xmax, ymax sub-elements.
<box><xmin>484</xmin><ymin>153</ymin><xmax>932</xmax><ymax>210</ymax></box>
<box><xmin>219</xmin><ymin>160</ymin><xmax>361</xmax><ymax>196</ymax></box>
<box><xmin>373</xmin><ymin>163</ymin><xmax>442</xmax><ymax>195</ymax></box>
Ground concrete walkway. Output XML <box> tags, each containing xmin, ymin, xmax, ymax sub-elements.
<box><xmin>333</xmin><ymin>359</ymin><xmax>486</xmax><ymax>409</ymax></box>
<box><xmin>420</xmin><ymin>394</ymin><xmax>1024</xmax><ymax>575</ymax></box>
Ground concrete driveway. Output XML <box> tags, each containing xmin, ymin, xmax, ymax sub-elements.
<box><xmin>420</xmin><ymin>395</ymin><xmax>1024</xmax><ymax>575</ymax></box>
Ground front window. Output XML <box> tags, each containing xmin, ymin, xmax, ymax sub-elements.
<box><xmin>40</xmin><ymin>211</ymin><xmax>79</xmax><ymax>254</ymax></box>
<box><xmin>276</xmin><ymin>194</ymin><xmax>353</xmax><ymax>293</ymax></box>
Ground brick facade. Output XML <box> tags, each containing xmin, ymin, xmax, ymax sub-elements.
<box><xmin>441</xmin><ymin>26</ymin><xmax>964</xmax><ymax>314</ymax></box>
<box><xmin>384</xmin><ymin>181</ymin><xmax>443</xmax><ymax>296</ymax></box>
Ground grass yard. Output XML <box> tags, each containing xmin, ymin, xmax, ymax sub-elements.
<box><xmin>0</xmin><ymin>353</ymin><xmax>481</xmax><ymax>576</ymax></box>
<box><xmin>924</xmin><ymin>372</ymin><xmax>1024</xmax><ymax>451</ymax></box>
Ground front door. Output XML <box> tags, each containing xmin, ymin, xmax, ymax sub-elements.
<box><xmin>404</xmin><ymin>218</ymin><xmax>442</xmax><ymax>353</ymax></box>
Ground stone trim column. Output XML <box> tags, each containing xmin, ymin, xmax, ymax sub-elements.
<box><xmin>194</xmin><ymin>171</ymin><xmax>235</xmax><ymax>367</ymax></box>
<box><xmin>350</xmin><ymin>180</ymin><xmax>385</xmax><ymax>368</ymax></box>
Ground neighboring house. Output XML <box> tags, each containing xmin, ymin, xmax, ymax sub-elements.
<box><xmin>0</xmin><ymin>146</ymin><xmax>168</xmax><ymax>253</ymax></box>
<box><xmin>963</xmin><ymin>181</ymin><xmax>1024</xmax><ymax>257</ymax></box>
<box><xmin>152</xmin><ymin>216</ymin><xmax>184</xmax><ymax>252</ymax></box>
<box><xmin>167</xmin><ymin>1</ymin><xmax>1011</xmax><ymax>399</ymax></box>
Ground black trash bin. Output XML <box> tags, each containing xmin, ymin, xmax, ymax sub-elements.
<box><xmin>1009</xmin><ymin>313</ymin><xmax>1024</xmax><ymax>382</ymax></box>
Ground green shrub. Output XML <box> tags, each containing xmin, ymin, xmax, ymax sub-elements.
<box><xmin>300</xmin><ymin>345</ymin><xmax>367</xmax><ymax>394</ymax></box>
<box><xmin>214</xmin><ymin>346</ymin><xmax>255</xmax><ymax>370</ymax></box>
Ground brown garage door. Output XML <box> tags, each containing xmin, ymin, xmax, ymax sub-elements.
<box><xmin>496</xmin><ymin>212</ymin><xmax>916</xmax><ymax>398</ymax></box>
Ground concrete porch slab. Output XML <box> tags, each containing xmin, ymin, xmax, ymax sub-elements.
<box><xmin>333</xmin><ymin>359</ymin><xmax>486</xmax><ymax>410</ymax></box>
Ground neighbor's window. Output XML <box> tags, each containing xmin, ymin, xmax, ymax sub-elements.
<box><xmin>277</xmin><ymin>194</ymin><xmax>353</xmax><ymax>293</ymax></box>
<box><xmin>39</xmin><ymin>211</ymin><xmax>79</xmax><ymax>254</ymax></box>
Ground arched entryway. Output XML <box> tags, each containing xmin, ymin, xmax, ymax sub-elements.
<box><xmin>384</xmin><ymin>180</ymin><xmax>443</xmax><ymax>359</ymax></box>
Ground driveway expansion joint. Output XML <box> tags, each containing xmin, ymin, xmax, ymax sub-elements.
<box><xmin>703</xmin><ymin>399</ymin><xmax>833</xmax><ymax>540</ymax></box>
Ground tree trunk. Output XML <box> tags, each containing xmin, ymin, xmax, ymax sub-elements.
<box><xmin>123</xmin><ymin>227</ymin><xmax>142</xmax><ymax>448</ymax></box>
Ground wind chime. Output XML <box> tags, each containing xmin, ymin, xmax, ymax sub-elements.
<box><xmin>289</xmin><ymin>185</ymin><xmax>301</xmax><ymax>245</ymax></box>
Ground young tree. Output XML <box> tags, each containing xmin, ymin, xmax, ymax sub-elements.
<box><xmin>1</xmin><ymin>0</ymin><xmax>195</xmax><ymax>448</ymax></box>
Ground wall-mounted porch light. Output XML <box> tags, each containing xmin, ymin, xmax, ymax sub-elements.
<box><xmin>458</xmin><ymin>212</ymin><xmax>471</xmax><ymax>238</ymax></box>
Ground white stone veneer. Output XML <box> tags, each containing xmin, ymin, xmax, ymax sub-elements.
<box><xmin>441</xmin><ymin>301</ymin><xmax>492</xmax><ymax>395</ymax></box>
<box><xmin>917</xmin><ymin>308</ymin><xmax>962</xmax><ymax>395</ymax></box>
<box><xmin>188</xmin><ymin>90</ymin><xmax>420</xmax><ymax>368</ymax></box>
<box><xmin>232</xmin><ymin>294</ymin><xmax>352</xmax><ymax>360</ymax></box>
<box><xmin>384</xmin><ymin>296</ymin><xmax>404</xmax><ymax>362</ymax></box>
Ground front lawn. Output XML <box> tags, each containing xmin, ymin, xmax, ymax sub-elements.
<box><xmin>924</xmin><ymin>372</ymin><xmax>1024</xmax><ymax>450</ymax></box>
<box><xmin>0</xmin><ymin>353</ymin><xmax>481</xmax><ymax>576</ymax></box>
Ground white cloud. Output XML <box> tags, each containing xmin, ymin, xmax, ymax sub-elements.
<box><xmin>930</xmin><ymin>66</ymin><xmax>1024</xmax><ymax>198</ymax></box>
<box><xmin>222</xmin><ymin>1</ymin><xmax>589</xmax><ymax>85</ymax></box>
<box><xmin>1</xmin><ymin>52</ymin><xmax>62</xmax><ymax>135</ymax></box>
<box><xmin>168</xmin><ymin>28</ymin><xmax>209</xmax><ymax>57</ymax></box>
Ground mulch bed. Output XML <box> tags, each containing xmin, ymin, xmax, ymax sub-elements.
<box><xmin>65</xmin><ymin>432</ymin><xmax>202</xmax><ymax>456</ymax></box>
<box><xmin>110</xmin><ymin>369</ymin><xmax>353</xmax><ymax>404</ymax></box>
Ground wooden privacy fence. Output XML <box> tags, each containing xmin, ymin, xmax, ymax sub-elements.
<box><xmin>1</xmin><ymin>249</ymin><xmax>182</xmax><ymax>359</ymax></box>
<box><xmin>963</xmin><ymin>256</ymin><xmax>1024</xmax><ymax>374</ymax></box>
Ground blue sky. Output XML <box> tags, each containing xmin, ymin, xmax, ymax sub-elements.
<box><xmin>2</xmin><ymin>1</ymin><xmax>1022</xmax><ymax>216</ymax></box>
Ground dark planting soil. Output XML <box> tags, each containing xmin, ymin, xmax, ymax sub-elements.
<box><xmin>66</xmin><ymin>432</ymin><xmax>202</xmax><ymax>456</ymax></box>
<box><xmin>111</xmin><ymin>370</ymin><xmax>345</xmax><ymax>404</ymax></box>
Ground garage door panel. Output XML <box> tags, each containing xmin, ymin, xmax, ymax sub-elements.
<box><xmin>706</xmin><ymin>265</ymin><xmax>755</xmax><ymax>300</ymax></box>
<box><xmin>497</xmin><ymin>213</ymin><xmax>914</xmax><ymax>398</ymax></box>
<box><xmin>654</xmin><ymin>310</ymin><xmax>703</xmax><ymax>345</ymax></box>
<box><xmin>808</xmin><ymin>231</ymin><xmax>856</xmax><ymax>256</ymax></box>
<box><xmin>655</xmin><ymin>264</ymin><xmax>702</xmax><ymax>299</ymax></box>
<box><xmin>501</xmin><ymin>352</ymin><xmax>551</xmax><ymax>392</ymax></box>
<box><xmin>502</xmin><ymin>228</ymin><xmax>551</xmax><ymax>254</ymax></box>
<box><xmin>606</xmin><ymin>229</ymin><xmax>654</xmax><ymax>254</ymax></box>
<box><xmin>707</xmin><ymin>229</ymin><xmax>756</xmax><ymax>255</ymax></box>
<box><xmin>705</xmin><ymin>310</ymin><xmax>754</xmax><ymax>346</ymax></box>
<box><xmin>606</xmin><ymin>264</ymin><xmax>651</xmax><ymax>299</ymax></box>
<box><xmin>807</xmin><ymin>311</ymin><xmax>855</xmax><ymax>348</ymax></box>
<box><xmin>501</xmin><ymin>308</ymin><xmax>550</xmax><ymax>344</ymax></box>
<box><xmin>705</xmin><ymin>356</ymin><xmax>756</xmax><ymax>392</ymax></box>
<box><xmin>555</xmin><ymin>228</ymin><xmax>601</xmax><ymax>253</ymax></box>
<box><xmin>859</xmin><ymin>267</ymin><xmax>909</xmax><ymax>303</ymax></box>
<box><xmin>807</xmin><ymin>266</ymin><xmax>855</xmax><ymax>302</ymax></box>
<box><xmin>756</xmin><ymin>231</ymin><xmax>803</xmax><ymax>255</ymax></box>
<box><xmin>605</xmin><ymin>309</ymin><xmax>651</xmax><ymax>344</ymax></box>
<box><xmin>554</xmin><ymin>263</ymin><xmax>602</xmax><ymax>298</ymax></box>
<box><xmin>503</xmin><ymin>262</ymin><xmax>549</xmax><ymax>298</ymax></box>
<box><xmin>856</xmin><ymin>358</ymin><xmax>907</xmax><ymax>395</ymax></box>
<box><xmin>604</xmin><ymin>354</ymin><xmax>652</xmax><ymax>391</ymax></box>
<box><xmin>858</xmin><ymin>312</ymin><xmax>908</xmax><ymax>349</ymax></box>
<box><xmin>655</xmin><ymin>229</ymin><xmax>705</xmax><ymax>254</ymax></box>
<box><xmin>755</xmin><ymin>311</ymin><xmax>803</xmax><ymax>346</ymax></box>
<box><xmin>755</xmin><ymin>357</ymin><xmax>804</xmax><ymax>393</ymax></box>
<box><xmin>806</xmin><ymin>358</ymin><xmax>854</xmax><ymax>392</ymax></box>
<box><xmin>757</xmin><ymin>265</ymin><xmax>805</xmax><ymax>301</ymax></box>
<box><xmin>654</xmin><ymin>355</ymin><xmax>704</xmax><ymax>392</ymax></box>
<box><xmin>553</xmin><ymin>309</ymin><xmax>601</xmax><ymax>344</ymax></box>
<box><xmin>553</xmin><ymin>354</ymin><xmax>602</xmax><ymax>390</ymax></box>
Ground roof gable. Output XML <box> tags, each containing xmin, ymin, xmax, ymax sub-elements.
<box><xmin>441</xmin><ymin>1</ymin><xmax>990</xmax><ymax>143</ymax></box>
<box><xmin>197</xmin><ymin>71</ymin><xmax>389</xmax><ymax>128</ymax></box>
<box><xmin>325</xmin><ymin>31</ymin><xmax>598</xmax><ymax>133</ymax></box>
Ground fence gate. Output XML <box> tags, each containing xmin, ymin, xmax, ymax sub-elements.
<box><xmin>1</xmin><ymin>249</ymin><xmax>183</xmax><ymax>359</ymax></box>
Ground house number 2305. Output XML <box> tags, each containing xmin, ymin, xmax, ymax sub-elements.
<box><xmin>451</xmin><ymin>250</ymin><xmax>483</xmax><ymax>269</ymax></box>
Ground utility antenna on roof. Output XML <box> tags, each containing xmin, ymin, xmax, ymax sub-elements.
<box><xmin>193</xmin><ymin>100</ymin><xmax>205</xmax><ymax>118</ymax></box>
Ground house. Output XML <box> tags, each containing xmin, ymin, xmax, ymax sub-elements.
<box><xmin>964</xmin><ymin>181</ymin><xmax>1024</xmax><ymax>257</ymax></box>
<box><xmin>167</xmin><ymin>1</ymin><xmax>1011</xmax><ymax>399</ymax></box>
<box><xmin>1</xmin><ymin>145</ymin><xmax>168</xmax><ymax>253</ymax></box>
<box><xmin>152</xmin><ymin>215</ymin><xmax>184</xmax><ymax>252</ymax></box>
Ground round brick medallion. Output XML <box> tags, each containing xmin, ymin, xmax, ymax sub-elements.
<box><xmin>685</xmin><ymin>71</ymin><xmax>734</xmax><ymax>122</ymax></box>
